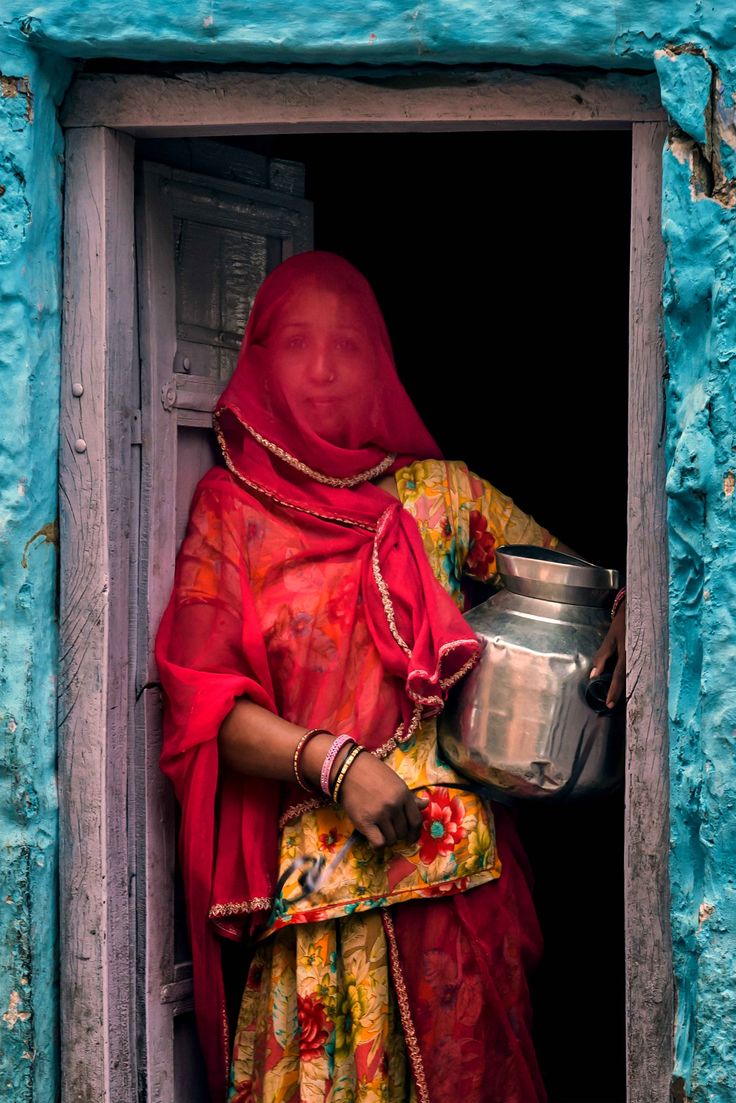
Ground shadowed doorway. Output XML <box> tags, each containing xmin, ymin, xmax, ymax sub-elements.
<box><xmin>138</xmin><ymin>126</ymin><xmax>631</xmax><ymax>1103</ymax></box>
<box><xmin>254</xmin><ymin>129</ymin><xmax>631</xmax><ymax>1103</ymax></box>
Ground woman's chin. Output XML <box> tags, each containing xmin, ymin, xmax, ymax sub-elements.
<box><xmin>309</xmin><ymin>417</ymin><xmax>350</xmax><ymax>446</ymax></box>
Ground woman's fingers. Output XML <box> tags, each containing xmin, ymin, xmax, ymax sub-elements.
<box><xmin>389</xmin><ymin>805</ymin><xmax>410</xmax><ymax>845</ymax></box>
<box><xmin>607</xmin><ymin>655</ymin><xmax>626</xmax><ymax>708</ymax></box>
<box><xmin>361</xmin><ymin>821</ymin><xmax>387</xmax><ymax>849</ymax></box>
<box><xmin>377</xmin><ymin>807</ymin><xmax>398</xmax><ymax>847</ymax></box>
<box><xmin>338</xmin><ymin>755</ymin><xmax>435</xmax><ymax>849</ymax></box>
<box><xmin>405</xmin><ymin>794</ymin><xmax>423</xmax><ymax>842</ymax></box>
<box><xmin>590</xmin><ymin>632</ymin><xmax>615</xmax><ymax>679</ymax></box>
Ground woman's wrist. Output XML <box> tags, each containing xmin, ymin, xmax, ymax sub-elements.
<box><xmin>327</xmin><ymin>739</ymin><xmax>356</xmax><ymax>792</ymax></box>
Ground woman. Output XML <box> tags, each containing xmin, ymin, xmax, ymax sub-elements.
<box><xmin>155</xmin><ymin>252</ymin><xmax>625</xmax><ymax>1103</ymax></box>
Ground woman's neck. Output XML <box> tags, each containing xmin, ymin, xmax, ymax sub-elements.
<box><xmin>371</xmin><ymin>472</ymin><xmax>400</xmax><ymax>500</ymax></box>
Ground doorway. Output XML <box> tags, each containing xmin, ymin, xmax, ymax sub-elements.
<box><xmin>137</xmin><ymin>128</ymin><xmax>630</xmax><ymax>1102</ymax></box>
<box><xmin>235</xmin><ymin>130</ymin><xmax>630</xmax><ymax>1103</ymax></box>
<box><xmin>59</xmin><ymin>66</ymin><xmax>670</xmax><ymax>1103</ymax></box>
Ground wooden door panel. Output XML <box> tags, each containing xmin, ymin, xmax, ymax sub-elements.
<box><xmin>135</xmin><ymin>143</ymin><xmax>313</xmax><ymax>1103</ymax></box>
<box><xmin>176</xmin><ymin>426</ymin><xmax>220</xmax><ymax>548</ymax></box>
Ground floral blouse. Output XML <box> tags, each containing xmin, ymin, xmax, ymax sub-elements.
<box><xmin>260</xmin><ymin>460</ymin><xmax>555</xmax><ymax>938</ymax></box>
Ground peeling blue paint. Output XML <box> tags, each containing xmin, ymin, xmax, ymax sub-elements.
<box><xmin>0</xmin><ymin>34</ymin><xmax>70</xmax><ymax>1103</ymax></box>
<box><xmin>656</xmin><ymin>49</ymin><xmax>713</xmax><ymax>149</ymax></box>
<box><xmin>0</xmin><ymin>2</ymin><xmax>736</xmax><ymax>1102</ymax></box>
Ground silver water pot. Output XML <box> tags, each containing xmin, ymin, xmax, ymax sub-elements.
<box><xmin>439</xmin><ymin>545</ymin><xmax>623</xmax><ymax>800</ymax></box>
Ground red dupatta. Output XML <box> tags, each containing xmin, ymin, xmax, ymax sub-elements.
<box><xmin>155</xmin><ymin>252</ymin><xmax>482</xmax><ymax>1100</ymax></box>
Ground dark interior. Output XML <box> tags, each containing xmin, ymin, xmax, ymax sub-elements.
<box><xmin>156</xmin><ymin>128</ymin><xmax>631</xmax><ymax>1103</ymax></box>
<box><xmin>244</xmin><ymin>129</ymin><xmax>630</xmax><ymax>1103</ymax></box>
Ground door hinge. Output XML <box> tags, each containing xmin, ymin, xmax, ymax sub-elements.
<box><xmin>131</xmin><ymin>409</ymin><xmax>142</xmax><ymax>446</ymax></box>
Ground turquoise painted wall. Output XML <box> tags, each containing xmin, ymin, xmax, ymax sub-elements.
<box><xmin>1</xmin><ymin>3</ymin><xmax>735</xmax><ymax>1102</ymax></box>
<box><xmin>0</xmin><ymin>32</ymin><xmax>70</xmax><ymax>1103</ymax></box>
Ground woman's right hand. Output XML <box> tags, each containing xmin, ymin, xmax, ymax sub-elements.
<box><xmin>337</xmin><ymin>752</ymin><xmax>428</xmax><ymax>849</ymax></box>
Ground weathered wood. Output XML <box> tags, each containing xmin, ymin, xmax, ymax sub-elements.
<box><xmin>135</xmin><ymin>155</ymin><xmax>313</xmax><ymax>1103</ymax></box>
<box><xmin>626</xmin><ymin>120</ymin><xmax>673</xmax><ymax>1102</ymax></box>
<box><xmin>62</xmin><ymin>69</ymin><xmax>666</xmax><ymax>136</ymax></box>
<box><xmin>59</xmin><ymin>126</ymin><xmax>137</xmax><ymax>1103</ymax></box>
<box><xmin>134</xmin><ymin>138</ymin><xmax>306</xmax><ymax>195</ymax></box>
<box><xmin>135</xmin><ymin>160</ymin><xmax>180</xmax><ymax>1103</ymax></box>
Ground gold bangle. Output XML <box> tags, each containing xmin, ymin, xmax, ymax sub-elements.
<box><xmin>293</xmin><ymin>728</ymin><xmax>331</xmax><ymax>792</ymax></box>
<box><xmin>331</xmin><ymin>744</ymin><xmax>364</xmax><ymax>804</ymax></box>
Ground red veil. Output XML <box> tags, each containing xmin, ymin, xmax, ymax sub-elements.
<box><xmin>155</xmin><ymin>253</ymin><xmax>486</xmax><ymax>1099</ymax></box>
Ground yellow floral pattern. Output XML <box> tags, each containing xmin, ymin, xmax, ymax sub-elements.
<box><xmin>230</xmin><ymin>911</ymin><xmax>415</xmax><ymax>1103</ymax></box>
<box><xmin>397</xmin><ymin>459</ymin><xmax>557</xmax><ymax>599</ymax></box>
<box><xmin>265</xmin><ymin>722</ymin><xmax>501</xmax><ymax>935</ymax></box>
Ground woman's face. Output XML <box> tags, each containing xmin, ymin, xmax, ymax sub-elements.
<box><xmin>264</xmin><ymin>284</ymin><xmax>377</xmax><ymax>444</ymax></box>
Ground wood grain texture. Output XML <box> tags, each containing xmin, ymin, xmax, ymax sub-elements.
<box><xmin>135</xmin><ymin>160</ymin><xmax>180</xmax><ymax>1103</ymax></box>
<box><xmin>59</xmin><ymin>126</ymin><xmax>137</xmax><ymax>1103</ymax></box>
<box><xmin>626</xmin><ymin>120</ymin><xmax>673</xmax><ymax>1102</ymax></box>
<box><xmin>134</xmin><ymin>156</ymin><xmax>313</xmax><ymax>1103</ymax></box>
<box><xmin>62</xmin><ymin>70</ymin><xmax>665</xmax><ymax>136</ymax></box>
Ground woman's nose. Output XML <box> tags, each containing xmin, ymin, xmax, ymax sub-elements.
<box><xmin>307</xmin><ymin>345</ymin><xmax>336</xmax><ymax>384</ymax></box>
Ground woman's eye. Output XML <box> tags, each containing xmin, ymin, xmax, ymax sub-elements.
<box><xmin>335</xmin><ymin>338</ymin><xmax>358</xmax><ymax>352</ymax></box>
<box><xmin>286</xmin><ymin>335</ymin><xmax>308</xmax><ymax>350</ymax></box>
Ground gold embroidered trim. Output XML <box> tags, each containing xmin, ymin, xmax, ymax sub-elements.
<box><xmin>216</xmin><ymin>405</ymin><xmax>396</xmax><ymax>487</ymax></box>
<box><xmin>221</xmin><ymin>1000</ymin><xmax>231</xmax><ymax>1080</ymax></box>
<box><xmin>438</xmin><ymin>650</ymin><xmax>480</xmax><ymax>691</ymax></box>
<box><xmin>383</xmin><ymin>910</ymin><xmax>431</xmax><ymax>1103</ymax></box>
<box><xmin>406</xmin><ymin>638</ymin><xmax>481</xmax><ymax>707</ymax></box>
<box><xmin>407</xmin><ymin>688</ymin><xmax>444</xmax><ymax>709</ymax></box>
<box><xmin>372</xmin><ymin>508</ymin><xmax>412</xmax><ymax>657</ymax></box>
<box><xmin>279</xmin><ymin>794</ymin><xmax>325</xmax><ymax>829</ymax></box>
<box><xmin>208</xmin><ymin>897</ymin><xmax>273</xmax><ymax>918</ymax></box>
<box><xmin>372</xmin><ymin>707</ymin><xmax>423</xmax><ymax>760</ymax></box>
<box><xmin>214</xmin><ymin>415</ymin><xmax>376</xmax><ymax>532</ymax></box>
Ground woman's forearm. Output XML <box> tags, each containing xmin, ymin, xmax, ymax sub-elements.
<box><xmin>219</xmin><ymin>699</ymin><xmax>427</xmax><ymax>847</ymax></box>
<box><xmin>218</xmin><ymin>699</ymin><xmax>335</xmax><ymax>789</ymax></box>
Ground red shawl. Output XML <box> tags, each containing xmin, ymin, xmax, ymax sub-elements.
<box><xmin>155</xmin><ymin>252</ymin><xmax>482</xmax><ymax>1099</ymax></box>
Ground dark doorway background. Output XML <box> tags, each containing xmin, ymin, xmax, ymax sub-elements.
<box><xmin>235</xmin><ymin>129</ymin><xmax>631</xmax><ymax>1103</ymax></box>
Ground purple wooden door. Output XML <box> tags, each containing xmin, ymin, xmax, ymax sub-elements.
<box><xmin>134</xmin><ymin>141</ymin><xmax>313</xmax><ymax>1103</ymax></box>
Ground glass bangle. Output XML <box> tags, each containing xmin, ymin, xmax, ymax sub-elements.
<box><xmin>332</xmin><ymin>744</ymin><xmax>364</xmax><ymax>804</ymax></box>
<box><xmin>320</xmin><ymin>733</ymin><xmax>353</xmax><ymax>796</ymax></box>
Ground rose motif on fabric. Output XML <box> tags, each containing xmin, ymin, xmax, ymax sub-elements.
<box><xmin>466</xmin><ymin>509</ymin><xmax>496</xmax><ymax>576</ymax></box>
<box><xmin>317</xmin><ymin>810</ymin><xmax>348</xmax><ymax>854</ymax></box>
<box><xmin>419</xmin><ymin>787</ymin><xmax>467</xmax><ymax>864</ymax></box>
<box><xmin>231</xmin><ymin>1078</ymin><xmax>257</xmax><ymax>1103</ymax></box>
<box><xmin>297</xmin><ymin>992</ymin><xmax>332</xmax><ymax>1061</ymax></box>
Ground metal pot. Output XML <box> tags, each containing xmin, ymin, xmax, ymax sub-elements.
<box><xmin>438</xmin><ymin>545</ymin><xmax>624</xmax><ymax>801</ymax></box>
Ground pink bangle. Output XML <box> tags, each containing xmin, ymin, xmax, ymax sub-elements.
<box><xmin>320</xmin><ymin>734</ymin><xmax>353</xmax><ymax>796</ymax></box>
<box><xmin>611</xmin><ymin>586</ymin><xmax>626</xmax><ymax>621</ymax></box>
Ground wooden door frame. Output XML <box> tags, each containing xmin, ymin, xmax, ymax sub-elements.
<box><xmin>59</xmin><ymin>68</ymin><xmax>671</xmax><ymax>1103</ymax></box>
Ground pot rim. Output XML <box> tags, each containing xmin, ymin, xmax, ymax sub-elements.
<box><xmin>496</xmin><ymin>544</ymin><xmax>620</xmax><ymax>600</ymax></box>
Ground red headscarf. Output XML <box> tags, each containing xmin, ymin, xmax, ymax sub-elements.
<box><xmin>155</xmin><ymin>252</ymin><xmax>481</xmax><ymax>1100</ymax></box>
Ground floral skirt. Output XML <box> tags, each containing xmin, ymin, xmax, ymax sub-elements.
<box><xmin>228</xmin><ymin>807</ymin><xmax>547</xmax><ymax>1103</ymax></box>
<box><xmin>229</xmin><ymin>910</ymin><xmax>416</xmax><ymax>1103</ymax></box>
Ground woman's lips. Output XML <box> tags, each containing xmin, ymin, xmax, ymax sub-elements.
<box><xmin>307</xmin><ymin>396</ymin><xmax>341</xmax><ymax>408</ymax></box>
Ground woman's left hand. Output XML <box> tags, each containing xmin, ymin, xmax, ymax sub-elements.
<box><xmin>590</xmin><ymin>597</ymin><xmax>626</xmax><ymax>709</ymax></box>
